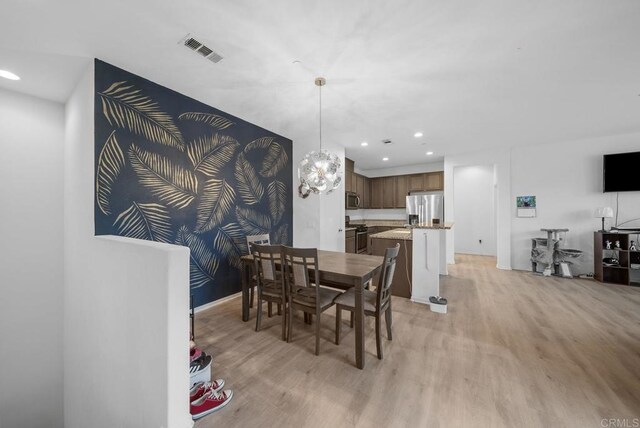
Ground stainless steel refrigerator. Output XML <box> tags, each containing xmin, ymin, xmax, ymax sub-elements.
<box><xmin>406</xmin><ymin>191</ymin><xmax>444</xmax><ymax>225</ymax></box>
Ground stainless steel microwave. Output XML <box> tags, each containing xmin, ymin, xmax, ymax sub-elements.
<box><xmin>346</xmin><ymin>192</ymin><xmax>360</xmax><ymax>210</ymax></box>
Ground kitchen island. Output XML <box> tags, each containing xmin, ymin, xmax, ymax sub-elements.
<box><xmin>369</xmin><ymin>229</ymin><xmax>413</xmax><ymax>298</ymax></box>
<box><xmin>370</xmin><ymin>223</ymin><xmax>453</xmax><ymax>312</ymax></box>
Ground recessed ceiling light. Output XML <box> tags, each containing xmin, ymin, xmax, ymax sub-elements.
<box><xmin>426</xmin><ymin>151</ymin><xmax>434</xmax><ymax>156</ymax></box>
<box><xmin>414</xmin><ymin>132</ymin><xmax>423</xmax><ymax>138</ymax></box>
<box><xmin>361</xmin><ymin>141</ymin><xmax>368</xmax><ymax>146</ymax></box>
<box><xmin>382</xmin><ymin>157</ymin><xmax>389</xmax><ymax>161</ymax></box>
<box><xmin>0</xmin><ymin>70</ymin><xmax>20</xmax><ymax>80</ymax></box>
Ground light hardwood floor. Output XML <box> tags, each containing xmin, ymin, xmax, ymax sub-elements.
<box><xmin>194</xmin><ymin>254</ymin><xmax>640</xmax><ymax>427</ymax></box>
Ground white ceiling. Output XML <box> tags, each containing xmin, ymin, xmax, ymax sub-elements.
<box><xmin>1</xmin><ymin>0</ymin><xmax>639</xmax><ymax>169</ymax></box>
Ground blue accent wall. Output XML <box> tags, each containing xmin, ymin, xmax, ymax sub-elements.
<box><xmin>94</xmin><ymin>59</ymin><xmax>293</xmax><ymax>306</ymax></box>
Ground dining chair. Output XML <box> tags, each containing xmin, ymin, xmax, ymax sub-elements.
<box><xmin>334</xmin><ymin>243</ymin><xmax>400</xmax><ymax>360</ymax></box>
<box><xmin>282</xmin><ymin>246</ymin><xmax>342</xmax><ymax>356</ymax></box>
<box><xmin>250</xmin><ymin>243</ymin><xmax>287</xmax><ymax>341</ymax></box>
<box><xmin>245</xmin><ymin>234</ymin><xmax>270</xmax><ymax>310</ymax></box>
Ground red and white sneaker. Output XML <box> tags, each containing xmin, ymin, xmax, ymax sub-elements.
<box><xmin>189</xmin><ymin>379</ymin><xmax>225</xmax><ymax>402</ymax></box>
<box><xmin>190</xmin><ymin>389</ymin><xmax>233</xmax><ymax>420</ymax></box>
<box><xmin>190</xmin><ymin>347</ymin><xmax>203</xmax><ymax>363</ymax></box>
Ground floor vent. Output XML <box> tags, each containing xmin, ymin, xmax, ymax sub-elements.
<box><xmin>180</xmin><ymin>34</ymin><xmax>224</xmax><ymax>63</ymax></box>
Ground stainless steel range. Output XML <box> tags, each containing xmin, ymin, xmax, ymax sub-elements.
<box><xmin>355</xmin><ymin>224</ymin><xmax>368</xmax><ymax>254</ymax></box>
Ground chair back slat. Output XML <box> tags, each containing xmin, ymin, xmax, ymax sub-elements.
<box><xmin>282</xmin><ymin>246</ymin><xmax>319</xmax><ymax>304</ymax></box>
<box><xmin>376</xmin><ymin>244</ymin><xmax>400</xmax><ymax>310</ymax></box>
<box><xmin>250</xmin><ymin>243</ymin><xmax>283</xmax><ymax>293</ymax></box>
<box><xmin>261</xmin><ymin>259</ymin><xmax>276</xmax><ymax>281</ymax></box>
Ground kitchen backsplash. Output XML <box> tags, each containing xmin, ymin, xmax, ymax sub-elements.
<box><xmin>347</xmin><ymin>208</ymin><xmax>406</xmax><ymax>221</ymax></box>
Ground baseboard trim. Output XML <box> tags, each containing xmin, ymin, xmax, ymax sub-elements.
<box><xmin>411</xmin><ymin>297</ymin><xmax>430</xmax><ymax>305</ymax></box>
<box><xmin>496</xmin><ymin>264</ymin><xmax>512</xmax><ymax>270</ymax></box>
<box><xmin>194</xmin><ymin>291</ymin><xmax>241</xmax><ymax>313</ymax></box>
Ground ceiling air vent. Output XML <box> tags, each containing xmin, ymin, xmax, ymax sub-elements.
<box><xmin>180</xmin><ymin>34</ymin><xmax>224</xmax><ymax>63</ymax></box>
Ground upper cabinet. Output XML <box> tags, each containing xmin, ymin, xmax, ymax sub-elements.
<box><xmin>395</xmin><ymin>175</ymin><xmax>408</xmax><ymax>208</ymax></box>
<box><xmin>362</xmin><ymin>176</ymin><xmax>370</xmax><ymax>209</ymax></box>
<box><xmin>344</xmin><ymin>157</ymin><xmax>442</xmax><ymax>209</ymax></box>
<box><xmin>382</xmin><ymin>177</ymin><xmax>396</xmax><ymax>208</ymax></box>
<box><xmin>425</xmin><ymin>171</ymin><xmax>443</xmax><ymax>191</ymax></box>
<box><xmin>408</xmin><ymin>174</ymin><xmax>425</xmax><ymax>193</ymax></box>
<box><xmin>345</xmin><ymin>158</ymin><xmax>355</xmax><ymax>193</ymax></box>
<box><xmin>345</xmin><ymin>158</ymin><xmax>355</xmax><ymax>173</ymax></box>
<box><xmin>370</xmin><ymin>177</ymin><xmax>383</xmax><ymax>208</ymax></box>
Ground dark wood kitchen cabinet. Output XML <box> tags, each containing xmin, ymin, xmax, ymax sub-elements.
<box><xmin>345</xmin><ymin>158</ymin><xmax>355</xmax><ymax>193</ymax></box>
<box><xmin>425</xmin><ymin>171</ymin><xmax>443</xmax><ymax>191</ymax></box>
<box><xmin>356</xmin><ymin>174</ymin><xmax>365</xmax><ymax>199</ymax></box>
<box><xmin>382</xmin><ymin>177</ymin><xmax>396</xmax><ymax>208</ymax></box>
<box><xmin>343</xmin><ymin>154</ymin><xmax>442</xmax><ymax>209</ymax></box>
<box><xmin>371</xmin><ymin>236</ymin><xmax>412</xmax><ymax>298</ymax></box>
<box><xmin>345</xmin><ymin>229</ymin><xmax>356</xmax><ymax>253</ymax></box>
<box><xmin>408</xmin><ymin>174</ymin><xmax>424</xmax><ymax>192</ymax></box>
<box><xmin>362</xmin><ymin>176</ymin><xmax>370</xmax><ymax>208</ymax></box>
<box><xmin>350</xmin><ymin>172</ymin><xmax>358</xmax><ymax>193</ymax></box>
<box><xmin>395</xmin><ymin>175</ymin><xmax>408</xmax><ymax>208</ymax></box>
<box><xmin>370</xmin><ymin>177</ymin><xmax>383</xmax><ymax>208</ymax></box>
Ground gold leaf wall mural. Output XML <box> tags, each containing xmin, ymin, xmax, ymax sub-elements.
<box><xmin>260</xmin><ymin>142</ymin><xmax>288</xmax><ymax>177</ymax></box>
<box><xmin>236</xmin><ymin>206</ymin><xmax>272</xmax><ymax>236</ymax></box>
<box><xmin>267</xmin><ymin>180</ymin><xmax>287</xmax><ymax>225</ymax></box>
<box><xmin>244</xmin><ymin>136</ymin><xmax>275</xmax><ymax>152</ymax></box>
<box><xmin>113</xmin><ymin>202</ymin><xmax>173</xmax><ymax>243</ymax></box>
<box><xmin>195</xmin><ymin>179</ymin><xmax>235</xmax><ymax>233</ymax></box>
<box><xmin>234</xmin><ymin>152</ymin><xmax>264</xmax><ymax>205</ymax></box>
<box><xmin>176</xmin><ymin>226</ymin><xmax>219</xmax><ymax>289</ymax></box>
<box><xmin>187</xmin><ymin>134</ymin><xmax>239</xmax><ymax>177</ymax></box>
<box><xmin>274</xmin><ymin>223</ymin><xmax>289</xmax><ymax>245</ymax></box>
<box><xmin>98</xmin><ymin>81</ymin><xmax>185</xmax><ymax>150</ymax></box>
<box><xmin>96</xmin><ymin>131</ymin><xmax>125</xmax><ymax>215</ymax></box>
<box><xmin>95</xmin><ymin>60</ymin><xmax>292</xmax><ymax>306</ymax></box>
<box><xmin>213</xmin><ymin>223</ymin><xmax>246</xmax><ymax>269</ymax></box>
<box><xmin>129</xmin><ymin>144</ymin><xmax>198</xmax><ymax>209</ymax></box>
<box><xmin>179</xmin><ymin>112</ymin><xmax>235</xmax><ymax>130</ymax></box>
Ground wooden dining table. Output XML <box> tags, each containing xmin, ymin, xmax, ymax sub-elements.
<box><xmin>240</xmin><ymin>250</ymin><xmax>384</xmax><ymax>369</ymax></box>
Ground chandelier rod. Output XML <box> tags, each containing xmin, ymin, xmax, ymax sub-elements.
<box><xmin>319</xmin><ymin>81</ymin><xmax>322</xmax><ymax>152</ymax></box>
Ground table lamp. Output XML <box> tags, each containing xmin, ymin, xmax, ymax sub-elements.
<box><xmin>594</xmin><ymin>207</ymin><xmax>614</xmax><ymax>232</ymax></box>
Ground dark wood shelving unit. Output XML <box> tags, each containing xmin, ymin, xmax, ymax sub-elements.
<box><xmin>594</xmin><ymin>232</ymin><xmax>640</xmax><ymax>287</ymax></box>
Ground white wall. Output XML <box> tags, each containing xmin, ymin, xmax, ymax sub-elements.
<box><xmin>453</xmin><ymin>165</ymin><xmax>497</xmax><ymax>256</ymax></box>
<box><xmin>445</xmin><ymin>149</ymin><xmax>512</xmax><ymax>269</ymax></box>
<box><xmin>0</xmin><ymin>88</ymin><xmax>64</xmax><ymax>428</ymax></box>
<box><xmin>510</xmin><ymin>132</ymin><xmax>640</xmax><ymax>274</ymax></box>
<box><xmin>292</xmin><ymin>136</ymin><xmax>346</xmax><ymax>251</ymax></box>
<box><xmin>319</xmin><ymin>142</ymin><xmax>346</xmax><ymax>251</ymax></box>
<box><xmin>64</xmin><ymin>65</ymin><xmax>193</xmax><ymax>428</ymax></box>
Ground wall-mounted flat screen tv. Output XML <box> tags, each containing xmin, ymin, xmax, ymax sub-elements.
<box><xmin>603</xmin><ymin>151</ymin><xmax>640</xmax><ymax>192</ymax></box>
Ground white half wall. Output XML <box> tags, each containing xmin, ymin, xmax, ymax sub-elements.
<box><xmin>64</xmin><ymin>64</ymin><xmax>193</xmax><ymax>428</ymax></box>
<box><xmin>453</xmin><ymin>164</ymin><xmax>497</xmax><ymax>256</ymax></box>
<box><xmin>510</xmin><ymin>132</ymin><xmax>640</xmax><ymax>274</ymax></box>
<box><xmin>0</xmin><ymin>88</ymin><xmax>64</xmax><ymax>428</ymax></box>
